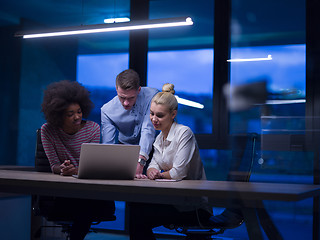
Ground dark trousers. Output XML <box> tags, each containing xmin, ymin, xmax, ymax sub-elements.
<box><xmin>39</xmin><ymin>197</ymin><xmax>115</xmax><ymax>240</ymax></box>
<box><xmin>128</xmin><ymin>202</ymin><xmax>211</xmax><ymax>240</ymax></box>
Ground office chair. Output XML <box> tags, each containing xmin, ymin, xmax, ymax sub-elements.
<box><xmin>33</xmin><ymin>129</ymin><xmax>116</xmax><ymax>240</ymax></box>
<box><xmin>166</xmin><ymin>133</ymin><xmax>258</xmax><ymax>240</ymax></box>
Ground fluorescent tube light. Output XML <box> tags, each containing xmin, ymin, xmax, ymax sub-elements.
<box><xmin>104</xmin><ymin>17</ymin><xmax>130</xmax><ymax>23</ymax></box>
<box><xmin>227</xmin><ymin>55</ymin><xmax>272</xmax><ymax>62</ymax></box>
<box><xmin>175</xmin><ymin>96</ymin><xmax>204</xmax><ymax>109</ymax></box>
<box><xmin>265</xmin><ymin>99</ymin><xmax>306</xmax><ymax>105</ymax></box>
<box><xmin>15</xmin><ymin>17</ymin><xmax>193</xmax><ymax>39</ymax></box>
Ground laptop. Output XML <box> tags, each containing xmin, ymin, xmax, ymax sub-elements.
<box><xmin>75</xmin><ymin>143</ymin><xmax>140</xmax><ymax>180</ymax></box>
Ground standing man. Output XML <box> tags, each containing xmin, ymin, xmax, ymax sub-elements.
<box><xmin>101</xmin><ymin>69</ymin><xmax>158</xmax><ymax>178</ymax></box>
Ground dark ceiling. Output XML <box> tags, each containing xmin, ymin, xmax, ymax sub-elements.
<box><xmin>0</xmin><ymin>0</ymin><xmax>305</xmax><ymax>50</ymax></box>
<box><xmin>0</xmin><ymin>0</ymin><xmax>213</xmax><ymax>28</ymax></box>
<box><xmin>0</xmin><ymin>0</ymin><xmax>131</xmax><ymax>28</ymax></box>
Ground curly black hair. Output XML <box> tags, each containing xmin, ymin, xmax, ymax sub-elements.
<box><xmin>41</xmin><ymin>80</ymin><xmax>94</xmax><ymax>128</ymax></box>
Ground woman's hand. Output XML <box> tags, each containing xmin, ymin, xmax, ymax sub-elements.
<box><xmin>147</xmin><ymin>168</ymin><xmax>162</xmax><ymax>180</ymax></box>
<box><xmin>60</xmin><ymin>160</ymin><xmax>77</xmax><ymax>176</ymax></box>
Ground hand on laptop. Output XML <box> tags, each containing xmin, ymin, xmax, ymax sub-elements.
<box><xmin>60</xmin><ymin>160</ymin><xmax>78</xmax><ymax>176</ymax></box>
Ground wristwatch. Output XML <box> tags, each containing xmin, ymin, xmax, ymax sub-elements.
<box><xmin>138</xmin><ymin>158</ymin><xmax>147</xmax><ymax>166</ymax></box>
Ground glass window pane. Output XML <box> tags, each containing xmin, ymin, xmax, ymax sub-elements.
<box><xmin>229</xmin><ymin>0</ymin><xmax>306</xmax><ymax>134</ymax></box>
<box><xmin>147</xmin><ymin>49</ymin><xmax>213</xmax><ymax>134</ymax></box>
<box><xmin>231</xmin><ymin>44</ymin><xmax>305</xmax><ymax>97</ymax></box>
<box><xmin>229</xmin><ymin>44</ymin><xmax>306</xmax><ymax>134</ymax></box>
<box><xmin>230</xmin><ymin>1</ymin><xmax>310</xmax><ymax>237</ymax></box>
<box><xmin>77</xmin><ymin>53</ymin><xmax>129</xmax><ymax>124</ymax></box>
<box><xmin>148</xmin><ymin>0</ymin><xmax>214</xmax><ymax>134</ymax></box>
<box><xmin>149</xmin><ymin>0</ymin><xmax>214</xmax><ymax>49</ymax></box>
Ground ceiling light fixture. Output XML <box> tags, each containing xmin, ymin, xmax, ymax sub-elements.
<box><xmin>227</xmin><ymin>55</ymin><xmax>272</xmax><ymax>62</ymax></box>
<box><xmin>15</xmin><ymin>17</ymin><xmax>193</xmax><ymax>39</ymax></box>
<box><xmin>265</xmin><ymin>99</ymin><xmax>306</xmax><ymax>105</ymax></box>
<box><xmin>104</xmin><ymin>17</ymin><xmax>130</xmax><ymax>23</ymax></box>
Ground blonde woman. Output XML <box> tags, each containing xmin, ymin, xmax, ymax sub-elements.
<box><xmin>129</xmin><ymin>83</ymin><xmax>212</xmax><ymax>240</ymax></box>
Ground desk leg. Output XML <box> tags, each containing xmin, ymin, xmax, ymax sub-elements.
<box><xmin>242</xmin><ymin>208</ymin><xmax>264</xmax><ymax>240</ymax></box>
<box><xmin>256</xmin><ymin>202</ymin><xmax>283</xmax><ymax>240</ymax></box>
<box><xmin>313</xmin><ymin>196</ymin><xmax>320</xmax><ymax>240</ymax></box>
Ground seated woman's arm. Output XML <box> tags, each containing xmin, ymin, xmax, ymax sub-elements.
<box><xmin>51</xmin><ymin>161</ymin><xmax>77</xmax><ymax>175</ymax></box>
<box><xmin>147</xmin><ymin>128</ymin><xmax>195</xmax><ymax>180</ymax></box>
<box><xmin>41</xmin><ymin>126</ymin><xmax>77</xmax><ymax>175</ymax></box>
<box><xmin>147</xmin><ymin>167</ymin><xmax>170</xmax><ymax>179</ymax></box>
<box><xmin>167</xmin><ymin>128</ymin><xmax>195</xmax><ymax>180</ymax></box>
<box><xmin>41</xmin><ymin>130</ymin><xmax>62</xmax><ymax>174</ymax></box>
<box><xmin>59</xmin><ymin>160</ymin><xmax>78</xmax><ymax>176</ymax></box>
<box><xmin>48</xmin><ymin>159</ymin><xmax>78</xmax><ymax>176</ymax></box>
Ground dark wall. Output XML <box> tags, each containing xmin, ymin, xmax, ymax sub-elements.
<box><xmin>0</xmin><ymin>25</ymin><xmax>21</xmax><ymax>165</ymax></box>
<box><xmin>0</xmin><ymin>22</ymin><xmax>78</xmax><ymax>166</ymax></box>
<box><xmin>16</xmin><ymin>36</ymin><xmax>78</xmax><ymax>166</ymax></box>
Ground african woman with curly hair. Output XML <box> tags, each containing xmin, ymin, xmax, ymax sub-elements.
<box><xmin>41</xmin><ymin>80</ymin><xmax>98</xmax><ymax>175</ymax></box>
<box><xmin>40</xmin><ymin>80</ymin><xmax>115</xmax><ymax>240</ymax></box>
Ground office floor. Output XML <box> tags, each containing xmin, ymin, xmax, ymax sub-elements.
<box><xmin>84</xmin><ymin>231</ymin><xmax>239</xmax><ymax>240</ymax></box>
<box><xmin>42</xmin><ymin>228</ymin><xmax>240</xmax><ymax>240</ymax></box>
<box><xmin>86</xmin><ymin>232</ymin><xmax>175</xmax><ymax>240</ymax></box>
<box><xmin>85</xmin><ymin>232</ymin><xmax>129</xmax><ymax>240</ymax></box>
<box><xmin>39</xmin><ymin>211</ymin><xmax>312</xmax><ymax>240</ymax></box>
<box><xmin>42</xmin><ymin>231</ymin><xmax>183</xmax><ymax>240</ymax></box>
<box><xmin>84</xmin><ymin>215</ymin><xmax>312</xmax><ymax>240</ymax></box>
<box><xmin>83</xmin><ymin>227</ymin><xmax>246</xmax><ymax>240</ymax></box>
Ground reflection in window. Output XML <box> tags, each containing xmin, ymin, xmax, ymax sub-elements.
<box><xmin>229</xmin><ymin>44</ymin><xmax>306</xmax><ymax>134</ymax></box>
<box><xmin>231</xmin><ymin>44</ymin><xmax>305</xmax><ymax>99</ymax></box>
<box><xmin>228</xmin><ymin>43</ymin><xmax>311</xmax><ymax>237</ymax></box>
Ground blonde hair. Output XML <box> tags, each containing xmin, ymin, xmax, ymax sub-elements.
<box><xmin>152</xmin><ymin>83</ymin><xmax>178</xmax><ymax>112</ymax></box>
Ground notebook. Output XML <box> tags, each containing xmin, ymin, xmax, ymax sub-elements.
<box><xmin>75</xmin><ymin>143</ymin><xmax>140</xmax><ymax>180</ymax></box>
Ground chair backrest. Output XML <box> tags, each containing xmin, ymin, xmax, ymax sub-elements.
<box><xmin>35</xmin><ymin>129</ymin><xmax>51</xmax><ymax>172</ymax></box>
<box><xmin>227</xmin><ymin>133</ymin><xmax>257</xmax><ymax>182</ymax></box>
<box><xmin>33</xmin><ymin>129</ymin><xmax>116</xmax><ymax>237</ymax></box>
<box><xmin>165</xmin><ymin>133</ymin><xmax>259</xmax><ymax>237</ymax></box>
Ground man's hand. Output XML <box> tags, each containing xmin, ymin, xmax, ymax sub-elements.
<box><xmin>135</xmin><ymin>163</ymin><xmax>147</xmax><ymax>179</ymax></box>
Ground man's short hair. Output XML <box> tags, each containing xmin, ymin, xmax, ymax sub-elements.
<box><xmin>116</xmin><ymin>69</ymin><xmax>140</xmax><ymax>90</ymax></box>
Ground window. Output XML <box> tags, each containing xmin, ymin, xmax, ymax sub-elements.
<box><xmin>148</xmin><ymin>49</ymin><xmax>213</xmax><ymax>134</ymax></box>
<box><xmin>77</xmin><ymin>53</ymin><xmax>129</xmax><ymax>124</ymax></box>
<box><xmin>229</xmin><ymin>0</ymin><xmax>311</xmax><ymax>236</ymax></box>
<box><xmin>229</xmin><ymin>44</ymin><xmax>306</xmax><ymax>134</ymax></box>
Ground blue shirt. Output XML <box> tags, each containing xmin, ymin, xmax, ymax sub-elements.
<box><xmin>101</xmin><ymin>87</ymin><xmax>158</xmax><ymax>159</ymax></box>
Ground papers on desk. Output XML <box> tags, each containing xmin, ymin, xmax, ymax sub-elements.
<box><xmin>155</xmin><ymin>179</ymin><xmax>182</xmax><ymax>182</ymax></box>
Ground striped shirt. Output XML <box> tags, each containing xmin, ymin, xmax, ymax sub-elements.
<box><xmin>41</xmin><ymin>120</ymin><xmax>100</xmax><ymax>171</ymax></box>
